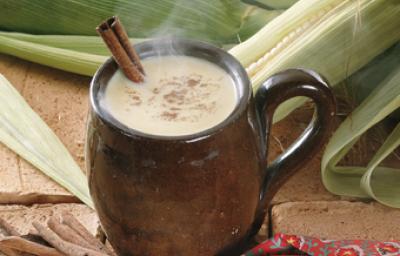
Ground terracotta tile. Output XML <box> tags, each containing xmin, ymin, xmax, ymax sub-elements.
<box><xmin>272</xmin><ymin>201</ymin><xmax>400</xmax><ymax>240</ymax></box>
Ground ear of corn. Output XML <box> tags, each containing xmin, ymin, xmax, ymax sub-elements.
<box><xmin>230</xmin><ymin>0</ymin><xmax>400</xmax><ymax>121</ymax></box>
<box><xmin>0</xmin><ymin>75</ymin><xmax>93</xmax><ymax>208</ymax></box>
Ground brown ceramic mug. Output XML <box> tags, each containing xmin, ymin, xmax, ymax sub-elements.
<box><xmin>87</xmin><ymin>39</ymin><xmax>336</xmax><ymax>256</ymax></box>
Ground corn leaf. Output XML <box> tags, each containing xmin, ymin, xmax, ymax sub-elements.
<box><xmin>242</xmin><ymin>0</ymin><xmax>298</xmax><ymax>10</ymax></box>
<box><xmin>344</xmin><ymin>42</ymin><xmax>400</xmax><ymax>121</ymax></box>
<box><xmin>321</xmin><ymin>65</ymin><xmax>400</xmax><ymax>207</ymax></box>
<box><xmin>0</xmin><ymin>35</ymin><xmax>107</xmax><ymax>76</ymax></box>
<box><xmin>361</xmin><ymin>124</ymin><xmax>400</xmax><ymax>207</ymax></box>
<box><xmin>0</xmin><ymin>0</ymin><xmax>245</xmax><ymax>44</ymax></box>
<box><xmin>238</xmin><ymin>8</ymin><xmax>283</xmax><ymax>41</ymax></box>
<box><xmin>0</xmin><ymin>75</ymin><xmax>93</xmax><ymax>208</ymax></box>
<box><xmin>0</xmin><ymin>32</ymin><xmax>144</xmax><ymax>56</ymax></box>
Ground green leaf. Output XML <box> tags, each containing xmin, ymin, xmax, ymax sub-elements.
<box><xmin>0</xmin><ymin>34</ymin><xmax>107</xmax><ymax>76</ymax></box>
<box><xmin>0</xmin><ymin>75</ymin><xmax>93</xmax><ymax>208</ymax></box>
<box><xmin>238</xmin><ymin>7</ymin><xmax>283</xmax><ymax>41</ymax></box>
<box><xmin>242</xmin><ymin>0</ymin><xmax>298</xmax><ymax>10</ymax></box>
<box><xmin>0</xmin><ymin>0</ymin><xmax>245</xmax><ymax>44</ymax></box>
<box><xmin>321</xmin><ymin>65</ymin><xmax>400</xmax><ymax>207</ymax></box>
<box><xmin>360</xmin><ymin>124</ymin><xmax>400</xmax><ymax>207</ymax></box>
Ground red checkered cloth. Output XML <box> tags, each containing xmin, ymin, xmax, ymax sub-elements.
<box><xmin>244</xmin><ymin>234</ymin><xmax>400</xmax><ymax>256</ymax></box>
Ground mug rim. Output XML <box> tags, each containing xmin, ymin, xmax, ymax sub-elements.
<box><xmin>89</xmin><ymin>38</ymin><xmax>252</xmax><ymax>141</ymax></box>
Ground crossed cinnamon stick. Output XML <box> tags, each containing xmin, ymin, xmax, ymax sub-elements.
<box><xmin>96</xmin><ymin>16</ymin><xmax>145</xmax><ymax>83</ymax></box>
<box><xmin>0</xmin><ymin>212</ymin><xmax>116</xmax><ymax>256</ymax></box>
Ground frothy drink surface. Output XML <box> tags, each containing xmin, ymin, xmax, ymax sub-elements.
<box><xmin>102</xmin><ymin>55</ymin><xmax>237</xmax><ymax>136</ymax></box>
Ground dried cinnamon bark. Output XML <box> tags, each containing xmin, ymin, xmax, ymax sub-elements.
<box><xmin>97</xmin><ymin>16</ymin><xmax>144</xmax><ymax>83</ymax></box>
<box><xmin>33</xmin><ymin>221</ymin><xmax>108</xmax><ymax>256</ymax></box>
<box><xmin>0</xmin><ymin>215</ymin><xmax>117</xmax><ymax>256</ymax></box>
<box><xmin>0</xmin><ymin>236</ymin><xmax>62</xmax><ymax>256</ymax></box>
<box><xmin>109</xmin><ymin>16</ymin><xmax>145</xmax><ymax>74</ymax></box>
<box><xmin>0</xmin><ymin>245</ymin><xmax>24</xmax><ymax>256</ymax></box>
<box><xmin>0</xmin><ymin>218</ymin><xmax>21</xmax><ymax>236</ymax></box>
<box><xmin>61</xmin><ymin>212</ymin><xmax>115</xmax><ymax>255</ymax></box>
<box><xmin>48</xmin><ymin>216</ymin><xmax>99</xmax><ymax>251</ymax></box>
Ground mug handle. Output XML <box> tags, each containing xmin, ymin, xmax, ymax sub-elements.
<box><xmin>251</xmin><ymin>68</ymin><xmax>336</xmax><ymax>235</ymax></box>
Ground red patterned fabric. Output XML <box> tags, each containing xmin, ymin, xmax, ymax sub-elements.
<box><xmin>244</xmin><ymin>234</ymin><xmax>400</xmax><ymax>256</ymax></box>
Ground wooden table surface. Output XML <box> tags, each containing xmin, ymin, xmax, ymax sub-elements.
<box><xmin>0</xmin><ymin>54</ymin><xmax>399</xmax><ymax>244</ymax></box>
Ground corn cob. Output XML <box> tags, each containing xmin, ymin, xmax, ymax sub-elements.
<box><xmin>230</xmin><ymin>0</ymin><xmax>400</xmax><ymax>121</ymax></box>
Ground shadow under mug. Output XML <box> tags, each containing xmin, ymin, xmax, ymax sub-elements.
<box><xmin>87</xmin><ymin>39</ymin><xmax>336</xmax><ymax>256</ymax></box>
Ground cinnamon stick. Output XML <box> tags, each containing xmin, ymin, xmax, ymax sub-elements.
<box><xmin>96</xmin><ymin>17</ymin><xmax>144</xmax><ymax>83</ymax></box>
<box><xmin>33</xmin><ymin>221</ymin><xmax>107</xmax><ymax>256</ymax></box>
<box><xmin>0</xmin><ymin>245</ymin><xmax>24</xmax><ymax>256</ymax></box>
<box><xmin>48</xmin><ymin>216</ymin><xmax>99</xmax><ymax>252</ymax></box>
<box><xmin>0</xmin><ymin>236</ymin><xmax>62</xmax><ymax>256</ymax></box>
<box><xmin>109</xmin><ymin>16</ymin><xmax>145</xmax><ymax>74</ymax></box>
<box><xmin>0</xmin><ymin>218</ymin><xmax>20</xmax><ymax>236</ymax></box>
<box><xmin>61</xmin><ymin>212</ymin><xmax>115</xmax><ymax>255</ymax></box>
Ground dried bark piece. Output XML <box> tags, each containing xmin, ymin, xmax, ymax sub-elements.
<box><xmin>0</xmin><ymin>218</ymin><xmax>21</xmax><ymax>236</ymax></box>
<box><xmin>0</xmin><ymin>236</ymin><xmax>60</xmax><ymax>256</ymax></box>
<box><xmin>61</xmin><ymin>212</ymin><xmax>115</xmax><ymax>255</ymax></box>
<box><xmin>48</xmin><ymin>216</ymin><xmax>99</xmax><ymax>251</ymax></box>
<box><xmin>33</xmin><ymin>221</ymin><xmax>107</xmax><ymax>256</ymax></box>
<box><xmin>96</xmin><ymin>17</ymin><xmax>144</xmax><ymax>83</ymax></box>
<box><xmin>0</xmin><ymin>244</ymin><xmax>25</xmax><ymax>256</ymax></box>
<box><xmin>110</xmin><ymin>16</ymin><xmax>145</xmax><ymax>74</ymax></box>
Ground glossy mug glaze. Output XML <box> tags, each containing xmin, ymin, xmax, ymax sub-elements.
<box><xmin>87</xmin><ymin>39</ymin><xmax>336</xmax><ymax>256</ymax></box>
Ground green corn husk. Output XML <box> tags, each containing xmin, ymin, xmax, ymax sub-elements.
<box><xmin>0</xmin><ymin>0</ymin><xmax>245</xmax><ymax>44</ymax></box>
<box><xmin>238</xmin><ymin>8</ymin><xmax>283</xmax><ymax>41</ymax></box>
<box><xmin>0</xmin><ymin>35</ymin><xmax>107</xmax><ymax>76</ymax></box>
<box><xmin>242</xmin><ymin>0</ymin><xmax>298</xmax><ymax>10</ymax></box>
<box><xmin>0</xmin><ymin>32</ymin><xmax>146</xmax><ymax>56</ymax></box>
<box><xmin>321</xmin><ymin>42</ymin><xmax>400</xmax><ymax>207</ymax></box>
<box><xmin>0</xmin><ymin>31</ymin><xmax>144</xmax><ymax>75</ymax></box>
<box><xmin>321</xmin><ymin>64</ymin><xmax>400</xmax><ymax>207</ymax></box>
<box><xmin>0</xmin><ymin>1</ymin><xmax>282</xmax><ymax>75</ymax></box>
<box><xmin>230</xmin><ymin>0</ymin><xmax>400</xmax><ymax>122</ymax></box>
<box><xmin>0</xmin><ymin>75</ymin><xmax>93</xmax><ymax>208</ymax></box>
<box><xmin>345</xmin><ymin>43</ymin><xmax>400</xmax><ymax>121</ymax></box>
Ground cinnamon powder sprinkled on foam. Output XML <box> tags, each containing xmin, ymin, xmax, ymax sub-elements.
<box><xmin>123</xmin><ymin>74</ymin><xmax>220</xmax><ymax>122</ymax></box>
<box><xmin>103</xmin><ymin>55</ymin><xmax>237</xmax><ymax>136</ymax></box>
